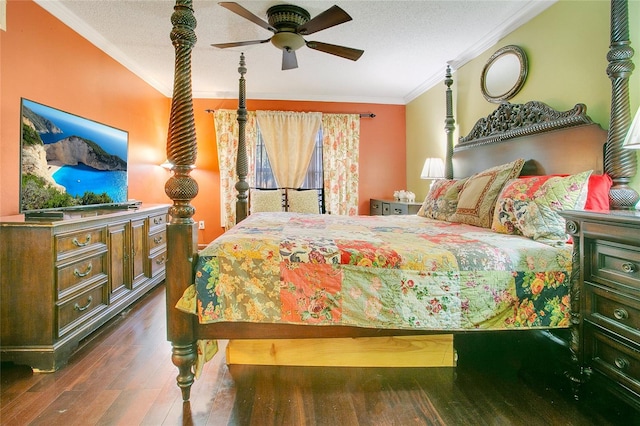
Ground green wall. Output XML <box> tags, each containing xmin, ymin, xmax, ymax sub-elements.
<box><xmin>407</xmin><ymin>0</ymin><xmax>640</xmax><ymax>204</ymax></box>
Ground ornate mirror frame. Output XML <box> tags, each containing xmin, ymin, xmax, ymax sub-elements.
<box><xmin>480</xmin><ymin>45</ymin><xmax>528</xmax><ymax>103</ymax></box>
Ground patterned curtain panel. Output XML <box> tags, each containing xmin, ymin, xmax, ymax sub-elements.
<box><xmin>213</xmin><ymin>109</ymin><xmax>258</xmax><ymax>229</ymax></box>
<box><xmin>256</xmin><ymin>111</ymin><xmax>322</xmax><ymax>188</ymax></box>
<box><xmin>322</xmin><ymin>114</ymin><xmax>360</xmax><ymax>215</ymax></box>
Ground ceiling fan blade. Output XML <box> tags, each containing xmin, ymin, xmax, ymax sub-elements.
<box><xmin>282</xmin><ymin>49</ymin><xmax>298</xmax><ymax>70</ymax></box>
<box><xmin>297</xmin><ymin>5</ymin><xmax>352</xmax><ymax>35</ymax></box>
<box><xmin>219</xmin><ymin>2</ymin><xmax>275</xmax><ymax>32</ymax></box>
<box><xmin>306</xmin><ymin>41</ymin><xmax>364</xmax><ymax>61</ymax></box>
<box><xmin>212</xmin><ymin>38</ymin><xmax>271</xmax><ymax>49</ymax></box>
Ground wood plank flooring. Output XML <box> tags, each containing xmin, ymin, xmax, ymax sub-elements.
<box><xmin>1</xmin><ymin>284</ymin><xmax>638</xmax><ymax>425</ymax></box>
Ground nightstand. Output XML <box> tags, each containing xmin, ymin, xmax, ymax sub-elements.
<box><xmin>370</xmin><ymin>199</ymin><xmax>422</xmax><ymax>216</ymax></box>
<box><xmin>561</xmin><ymin>210</ymin><xmax>640</xmax><ymax>411</ymax></box>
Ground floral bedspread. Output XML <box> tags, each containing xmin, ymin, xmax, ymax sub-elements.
<box><xmin>178</xmin><ymin>212</ymin><xmax>572</xmax><ymax>331</ymax></box>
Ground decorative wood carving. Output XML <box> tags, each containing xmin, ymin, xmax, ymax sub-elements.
<box><xmin>457</xmin><ymin>101</ymin><xmax>594</xmax><ymax>150</ymax></box>
<box><xmin>235</xmin><ymin>53</ymin><xmax>249</xmax><ymax>223</ymax></box>
<box><xmin>444</xmin><ymin>66</ymin><xmax>455</xmax><ymax>179</ymax></box>
<box><xmin>165</xmin><ymin>0</ymin><xmax>198</xmax><ymax>402</ymax></box>
<box><xmin>605</xmin><ymin>0</ymin><xmax>638</xmax><ymax>209</ymax></box>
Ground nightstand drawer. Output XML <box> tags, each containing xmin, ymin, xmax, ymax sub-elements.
<box><xmin>586</xmin><ymin>328</ymin><xmax>640</xmax><ymax>397</ymax></box>
<box><xmin>370</xmin><ymin>200</ymin><xmax>382</xmax><ymax>215</ymax></box>
<box><xmin>589</xmin><ymin>240</ymin><xmax>640</xmax><ymax>292</ymax></box>
<box><xmin>390</xmin><ymin>204</ymin><xmax>409</xmax><ymax>215</ymax></box>
<box><xmin>586</xmin><ymin>283</ymin><xmax>640</xmax><ymax>342</ymax></box>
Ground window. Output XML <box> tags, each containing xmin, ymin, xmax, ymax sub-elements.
<box><xmin>254</xmin><ymin>127</ymin><xmax>324</xmax><ymax>189</ymax></box>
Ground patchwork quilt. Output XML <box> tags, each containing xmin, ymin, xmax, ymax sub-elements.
<box><xmin>178</xmin><ymin>212</ymin><xmax>572</xmax><ymax>331</ymax></box>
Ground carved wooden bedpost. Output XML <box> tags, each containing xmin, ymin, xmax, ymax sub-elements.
<box><xmin>165</xmin><ymin>0</ymin><xmax>198</xmax><ymax>402</ymax></box>
<box><xmin>444</xmin><ymin>65</ymin><xmax>455</xmax><ymax>179</ymax></box>
<box><xmin>605</xmin><ymin>0</ymin><xmax>637</xmax><ymax>209</ymax></box>
<box><xmin>235</xmin><ymin>53</ymin><xmax>249</xmax><ymax>223</ymax></box>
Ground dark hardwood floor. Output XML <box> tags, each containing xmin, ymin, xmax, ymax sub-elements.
<box><xmin>1</xmin><ymin>284</ymin><xmax>638</xmax><ymax>425</ymax></box>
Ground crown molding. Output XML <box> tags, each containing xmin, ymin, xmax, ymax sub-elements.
<box><xmin>404</xmin><ymin>0</ymin><xmax>556</xmax><ymax>104</ymax></box>
<box><xmin>34</xmin><ymin>0</ymin><xmax>172</xmax><ymax>97</ymax></box>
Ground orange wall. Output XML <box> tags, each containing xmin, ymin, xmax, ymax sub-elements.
<box><xmin>1</xmin><ymin>0</ymin><xmax>406</xmax><ymax>246</ymax></box>
<box><xmin>1</xmin><ymin>0</ymin><xmax>171</xmax><ymax>218</ymax></box>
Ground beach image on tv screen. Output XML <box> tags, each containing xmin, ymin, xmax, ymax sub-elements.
<box><xmin>20</xmin><ymin>99</ymin><xmax>128</xmax><ymax>212</ymax></box>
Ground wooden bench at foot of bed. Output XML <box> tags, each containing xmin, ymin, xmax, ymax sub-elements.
<box><xmin>226</xmin><ymin>335</ymin><xmax>456</xmax><ymax>367</ymax></box>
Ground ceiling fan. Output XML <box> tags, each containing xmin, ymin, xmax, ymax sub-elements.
<box><xmin>212</xmin><ymin>2</ymin><xmax>364</xmax><ymax>70</ymax></box>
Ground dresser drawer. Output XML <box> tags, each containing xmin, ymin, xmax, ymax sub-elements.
<box><xmin>585</xmin><ymin>283</ymin><xmax>640</xmax><ymax>342</ymax></box>
<box><xmin>389</xmin><ymin>203</ymin><xmax>409</xmax><ymax>215</ymax></box>
<box><xmin>149</xmin><ymin>213</ymin><xmax>168</xmax><ymax>233</ymax></box>
<box><xmin>149</xmin><ymin>249</ymin><xmax>167</xmax><ymax>277</ymax></box>
<box><xmin>148</xmin><ymin>229</ymin><xmax>167</xmax><ymax>253</ymax></box>
<box><xmin>56</xmin><ymin>252</ymin><xmax>108</xmax><ymax>299</ymax></box>
<box><xmin>57</xmin><ymin>281</ymin><xmax>108</xmax><ymax>338</ymax></box>
<box><xmin>588</xmin><ymin>240</ymin><xmax>640</xmax><ymax>292</ymax></box>
<box><xmin>585</xmin><ymin>327</ymin><xmax>640</xmax><ymax>397</ymax></box>
<box><xmin>55</xmin><ymin>227</ymin><xmax>107</xmax><ymax>261</ymax></box>
<box><xmin>370</xmin><ymin>200</ymin><xmax>382</xmax><ymax>216</ymax></box>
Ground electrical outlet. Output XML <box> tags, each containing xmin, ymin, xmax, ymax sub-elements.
<box><xmin>198</xmin><ymin>220</ymin><xmax>205</xmax><ymax>230</ymax></box>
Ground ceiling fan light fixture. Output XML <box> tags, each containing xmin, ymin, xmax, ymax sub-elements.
<box><xmin>271</xmin><ymin>32</ymin><xmax>305</xmax><ymax>51</ymax></box>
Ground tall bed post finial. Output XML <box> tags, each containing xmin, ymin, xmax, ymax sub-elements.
<box><xmin>236</xmin><ymin>53</ymin><xmax>249</xmax><ymax>223</ymax></box>
<box><xmin>605</xmin><ymin>0</ymin><xmax>637</xmax><ymax>209</ymax></box>
<box><xmin>444</xmin><ymin>65</ymin><xmax>455</xmax><ymax>179</ymax></box>
<box><xmin>165</xmin><ymin>0</ymin><xmax>198</xmax><ymax>402</ymax></box>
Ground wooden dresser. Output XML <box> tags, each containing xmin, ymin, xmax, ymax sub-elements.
<box><xmin>370</xmin><ymin>199</ymin><xmax>422</xmax><ymax>216</ymax></box>
<box><xmin>0</xmin><ymin>204</ymin><xmax>169</xmax><ymax>372</ymax></box>
<box><xmin>562</xmin><ymin>210</ymin><xmax>640</xmax><ymax>411</ymax></box>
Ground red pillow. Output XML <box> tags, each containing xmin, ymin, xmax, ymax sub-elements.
<box><xmin>584</xmin><ymin>174</ymin><xmax>612</xmax><ymax>211</ymax></box>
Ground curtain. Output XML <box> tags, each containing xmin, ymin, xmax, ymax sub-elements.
<box><xmin>256</xmin><ymin>110</ymin><xmax>322</xmax><ymax>188</ymax></box>
<box><xmin>322</xmin><ymin>114</ymin><xmax>360</xmax><ymax>215</ymax></box>
<box><xmin>214</xmin><ymin>109</ymin><xmax>258</xmax><ymax>229</ymax></box>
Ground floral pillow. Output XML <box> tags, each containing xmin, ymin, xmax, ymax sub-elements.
<box><xmin>449</xmin><ymin>159</ymin><xmax>525</xmax><ymax>228</ymax></box>
<box><xmin>417</xmin><ymin>178</ymin><xmax>467</xmax><ymax>221</ymax></box>
<box><xmin>494</xmin><ymin>170</ymin><xmax>593</xmax><ymax>244</ymax></box>
<box><xmin>491</xmin><ymin>175</ymin><xmax>557</xmax><ymax>234</ymax></box>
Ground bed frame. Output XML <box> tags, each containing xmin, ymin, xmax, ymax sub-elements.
<box><xmin>163</xmin><ymin>0</ymin><xmax>636</xmax><ymax>401</ymax></box>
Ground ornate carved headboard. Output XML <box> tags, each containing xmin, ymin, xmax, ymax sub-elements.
<box><xmin>452</xmin><ymin>102</ymin><xmax>607</xmax><ymax>179</ymax></box>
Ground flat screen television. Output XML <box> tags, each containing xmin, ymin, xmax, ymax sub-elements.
<box><xmin>20</xmin><ymin>98</ymin><xmax>129</xmax><ymax>216</ymax></box>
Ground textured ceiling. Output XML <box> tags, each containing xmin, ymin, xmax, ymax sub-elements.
<box><xmin>36</xmin><ymin>0</ymin><xmax>555</xmax><ymax>104</ymax></box>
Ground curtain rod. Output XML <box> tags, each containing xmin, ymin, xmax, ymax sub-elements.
<box><xmin>205</xmin><ymin>109</ymin><xmax>375</xmax><ymax>118</ymax></box>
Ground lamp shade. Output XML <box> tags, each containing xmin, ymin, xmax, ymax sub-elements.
<box><xmin>623</xmin><ymin>108</ymin><xmax>640</xmax><ymax>149</ymax></box>
<box><xmin>420</xmin><ymin>157</ymin><xmax>445</xmax><ymax>179</ymax></box>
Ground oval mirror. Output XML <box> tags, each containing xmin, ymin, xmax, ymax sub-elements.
<box><xmin>481</xmin><ymin>45</ymin><xmax>528</xmax><ymax>103</ymax></box>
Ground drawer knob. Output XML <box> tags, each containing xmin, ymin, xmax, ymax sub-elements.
<box><xmin>613</xmin><ymin>308</ymin><xmax>629</xmax><ymax>321</ymax></box>
<box><xmin>156</xmin><ymin>256</ymin><xmax>166</xmax><ymax>265</ymax></box>
<box><xmin>154</xmin><ymin>236</ymin><xmax>164</xmax><ymax>244</ymax></box>
<box><xmin>72</xmin><ymin>234</ymin><xmax>92</xmax><ymax>247</ymax></box>
<box><xmin>73</xmin><ymin>262</ymin><xmax>93</xmax><ymax>278</ymax></box>
<box><xmin>74</xmin><ymin>295</ymin><xmax>93</xmax><ymax>312</ymax></box>
<box><xmin>153</xmin><ymin>217</ymin><xmax>164</xmax><ymax>225</ymax></box>
<box><xmin>614</xmin><ymin>357</ymin><xmax>630</xmax><ymax>370</ymax></box>
<box><xmin>621</xmin><ymin>262</ymin><xmax>636</xmax><ymax>274</ymax></box>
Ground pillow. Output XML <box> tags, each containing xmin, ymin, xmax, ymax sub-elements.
<box><xmin>287</xmin><ymin>189</ymin><xmax>320</xmax><ymax>214</ymax></box>
<box><xmin>250</xmin><ymin>189</ymin><xmax>283</xmax><ymax>213</ymax></box>
<box><xmin>584</xmin><ymin>173</ymin><xmax>612</xmax><ymax>211</ymax></box>
<box><xmin>417</xmin><ymin>178</ymin><xmax>467</xmax><ymax>221</ymax></box>
<box><xmin>449</xmin><ymin>159</ymin><xmax>525</xmax><ymax>228</ymax></box>
<box><xmin>491</xmin><ymin>175</ymin><xmax>557</xmax><ymax>234</ymax></box>
<box><xmin>502</xmin><ymin>171</ymin><xmax>593</xmax><ymax>244</ymax></box>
